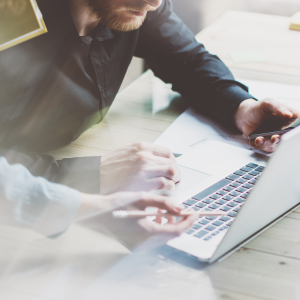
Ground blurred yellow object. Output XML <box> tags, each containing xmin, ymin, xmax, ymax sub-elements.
<box><xmin>289</xmin><ymin>12</ymin><xmax>300</xmax><ymax>31</ymax></box>
<box><xmin>0</xmin><ymin>0</ymin><xmax>47</xmax><ymax>52</ymax></box>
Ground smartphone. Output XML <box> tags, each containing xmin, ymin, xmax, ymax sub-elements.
<box><xmin>248</xmin><ymin>117</ymin><xmax>300</xmax><ymax>140</ymax></box>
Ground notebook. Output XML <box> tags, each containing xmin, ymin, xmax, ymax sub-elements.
<box><xmin>290</xmin><ymin>12</ymin><xmax>300</xmax><ymax>31</ymax></box>
<box><xmin>0</xmin><ymin>0</ymin><xmax>47</xmax><ymax>52</ymax></box>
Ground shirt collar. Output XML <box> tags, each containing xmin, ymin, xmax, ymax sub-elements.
<box><xmin>93</xmin><ymin>24</ymin><xmax>117</xmax><ymax>41</ymax></box>
<box><xmin>37</xmin><ymin>0</ymin><xmax>116</xmax><ymax>44</ymax></box>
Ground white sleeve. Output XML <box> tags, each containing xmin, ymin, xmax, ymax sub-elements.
<box><xmin>0</xmin><ymin>157</ymin><xmax>81</xmax><ymax>236</ymax></box>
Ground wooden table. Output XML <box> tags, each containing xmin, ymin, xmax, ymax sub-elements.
<box><xmin>197</xmin><ymin>11</ymin><xmax>300</xmax><ymax>84</ymax></box>
<box><xmin>2</xmin><ymin>11</ymin><xmax>300</xmax><ymax>300</ymax></box>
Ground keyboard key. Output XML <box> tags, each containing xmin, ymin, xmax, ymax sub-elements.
<box><xmin>209</xmin><ymin>203</ymin><xmax>220</xmax><ymax>209</ymax></box>
<box><xmin>228</xmin><ymin>212</ymin><xmax>237</xmax><ymax>218</ymax></box>
<box><xmin>229</xmin><ymin>191</ymin><xmax>240</xmax><ymax>197</ymax></box>
<box><xmin>205</xmin><ymin>225</ymin><xmax>216</xmax><ymax>231</ymax></box>
<box><xmin>219</xmin><ymin>216</ymin><xmax>230</xmax><ymax>222</ymax></box>
<box><xmin>206</xmin><ymin>215</ymin><xmax>217</xmax><ymax>220</ymax></box>
<box><xmin>192</xmin><ymin>179</ymin><xmax>231</xmax><ymax>201</ymax></box>
<box><xmin>183</xmin><ymin>199</ymin><xmax>198</xmax><ymax>206</ymax></box>
<box><xmin>209</xmin><ymin>194</ymin><xmax>221</xmax><ymax>200</ymax></box>
<box><xmin>249</xmin><ymin>178</ymin><xmax>257</xmax><ymax>185</ymax></box>
<box><xmin>243</xmin><ymin>183</ymin><xmax>253</xmax><ymax>189</ymax></box>
<box><xmin>192</xmin><ymin>223</ymin><xmax>203</xmax><ymax>230</ymax></box>
<box><xmin>204</xmin><ymin>236</ymin><xmax>212</xmax><ymax>241</ymax></box>
<box><xmin>203</xmin><ymin>198</ymin><xmax>214</xmax><ymax>204</ymax></box>
<box><xmin>193</xmin><ymin>206</ymin><xmax>201</xmax><ymax>211</ymax></box>
<box><xmin>220</xmin><ymin>226</ymin><xmax>229</xmax><ymax>231</ymax></box>
<box><xmin>194</xmin><ymin>230</ymin><xmax>208</xmax><ymax>238</ymax></box>
<box><xmin>233</xmin><ymin>170</ymin><xmax>246</xmax><ymax>176</ymax></box>
<box><xmin>220</xmin><ymin>206</ymin><xmax>231</xmax><ymax>212</ymax></box>
<box><xmin>243</xmin><ymin>174</ymin><xmax>253</xmax><ymax>180</ymax></box>
<box><xmin>183</xmin><ymin>204</ymin><xmax>190</xmax><ymax>209</ymax></box>
<box><xmin>211</xmin><ymin>231</ymin><xmax>220</xmax><ymax>236</ymax></box>
<box><xmin>199</xmin><ymin>219</ymin><xmax>210</xmax><ymax>225</ymax></box>
<box><xmin>229</xmin><ymin>182</ymin><xmax>241</xmax><ymax>188</ymax></box>
<box><xmin>255</xmin><ymin>166</ymin><xmax>265</xmax><ymax>172</ymax></box>
<box><xmin>233</xmin><ymin>207</ymin><xmax>241</xmax><ymax>213</ymax></box>
<box><xmin>246</xmin><ymin>163</ymin><xmax>259</xmax><ymax>169</ymax></box>
<box><xmin>240</xmin><ymin>166</ymin><xmax>253</xmax><ymax>172</ymax></box>
<box><xmin>195</xmin><ymin>202</ymin><xmax>207</xmax><ymax>208</ymax></box>
<box><xmin>186</xmin><ymin>229</ymin><xmax>195</xmax><ymax>234</ymax></box>
<box><xmin>223</xmin><ymin>186</ymin><xmax>234</xmax><ymax>192</ymax></box>
<box><xmin>216</xmin><ymin>190</ymin><xmax>227</xmax><ymax>196</ymax></box>
<box><xmin>223</xmin><ymin>195</ymin><xmax>234</xmax><ymax>201</ymax></box>
<box><xmin>212</xmin><ymin>220</ymin><xmax>224</xmax><ymax>226</ymax></box>
<box><xmin>227</xmin><ymin>221</ymin><xmax>233</xmax><ymax>226</ymax></box>
<box><xmin>240</xmin><ymin>193</ymin><xmax>249</xmax><ymax>199</ymax></box>
<box><xmin>226</xmin><ymin>174</ymin><xmax>239</xmax><ymax>181</ymax></box>
<box><xmin>234</xmin><ymin>197</ymin><xmax>245</xmax><ymax>203</ymax></box>
<box><xmin>204</xmin><ymin>208</ymin><xmax>213</xmax><ymax>211</ymax></box>
<box><xmin>227</xmin><ymin>202</ymin><xmax>238</xmax><ymax>207</ymax></box>
<box><xmin>236</xmin><ymin>187</ymin><xmax>246</xmax><ymax>193</ymax></box>
<box><xmin>249</xmin><ymin>170</ymin><xmax>260</xmax><ymax>176</ymax></box>
<box><xmin>236</xmin><ymin>178</ymin><xmax>247</xmax><ymax>184</ymax></box>
<box><xmin>216</xmin><ymin>199</ymin><xmax>226</xmax><ymax>205</ymax></box>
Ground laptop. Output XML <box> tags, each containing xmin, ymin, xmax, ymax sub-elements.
<box><xmin>167</xmin><ymin>125</ymin><xmax>300</xmax><ymax>263</ymax></box>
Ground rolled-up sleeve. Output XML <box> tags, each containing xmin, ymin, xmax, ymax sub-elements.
<box><xmin>0</xmin><ymin>157</ymin><xmax>81</xmax><ymax>236</ymax></box>
<box><xmin>135</xmin><ymin>0</ymin><xmax>255</xmax><ymax>128</ymax></box>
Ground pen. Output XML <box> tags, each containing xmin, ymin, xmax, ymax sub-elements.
<box><xmin>113</xmin><ymin>210</ymin><xmax>227</xmax><ymax>218</ymax></box>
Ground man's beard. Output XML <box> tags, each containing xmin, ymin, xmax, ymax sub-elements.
<box><xmin>85</xmin><ymin>0</ymin><xmax>156</xmax><ymax>32</ymax></box>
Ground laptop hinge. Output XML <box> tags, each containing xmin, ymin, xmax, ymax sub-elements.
<box><xmin>210</xmin><ymin>203</ymin><xmax>300</xmax><ymax>264</ymax></box>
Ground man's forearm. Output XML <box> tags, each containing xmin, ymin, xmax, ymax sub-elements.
<box><xmin>0</xmin><ymin>148</ymin><xmax>101</xmax><ymax>194</ymax></box>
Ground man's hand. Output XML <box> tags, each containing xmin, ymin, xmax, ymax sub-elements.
<box><xmin>78</xmin><ymin>192</ymin><xmax>196</xmax><ymax>250</ymax></box>
<box><xmin>100</xmin><ymin>142</ymin><xmax>180</xmax><ymax>194</ymax></box>
<box><xmin>235</xmin><ymin>98</ymin><xmax>300</xmax><ymax>153</ymax></box>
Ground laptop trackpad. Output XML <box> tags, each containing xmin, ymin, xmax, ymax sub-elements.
<box><xmin>171</xmin><ymin>165</ymin><xmax>211</xmax><ymax>197</ymax></box>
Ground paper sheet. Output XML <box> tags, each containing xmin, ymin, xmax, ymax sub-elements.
<box><xmin>155</xmin><ymin>108</ymin><xmax>251</xmax><ymax>155</ymax></box>
<box><xmin>154</xmin><ymin>78</ymin><xmax>300</xmax><ymax>155</ymax></box>
<box><xmin>230</xmin><ymin>50</ymin><xmax>265</xmax><ymax>64</ymax></box>
<box><xmin>240</xmin><ymin>78</ymin><xmax>300</xmax><ymax>109</ymax></box>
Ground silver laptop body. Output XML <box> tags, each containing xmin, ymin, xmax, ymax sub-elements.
<box><xmin>168</xmin><ymin>126</ymin><xmax>300</xmax><ymax>263</ymax></box>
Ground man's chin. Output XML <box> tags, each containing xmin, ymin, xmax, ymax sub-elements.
<box><xmin>117</xmin><ymin>22</ymin><xmax>144</xmax><ymax>32</ymax></box>
<box><xmin>105</xmin><ymin>15</ymin><xmax>146</xmax><ymax>32</ymax></box>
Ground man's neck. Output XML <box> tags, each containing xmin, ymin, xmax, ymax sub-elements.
<box><xmin>68</xmin><ymin>0</ymin><xmax>100</xmax><ymax>36</ymax></box>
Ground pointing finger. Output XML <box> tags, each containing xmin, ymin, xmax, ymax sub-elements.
<box><xmin>259</xmin><ymin>99</ymin><xmax>293</xmax><ymax>119</ymax></box>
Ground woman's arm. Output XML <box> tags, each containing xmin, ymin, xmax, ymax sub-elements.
<box><xmin>0</xmin><ymin>156</ymin><xmax>81</xmax><ymax>236</ymax></box>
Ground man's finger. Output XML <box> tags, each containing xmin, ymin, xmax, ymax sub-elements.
<box><xmin>270</xmin><ymin>134</ymin><xmax>281</xmax><ymax>144</ymax></box>
<box><xmin>145</xmin><ymin>165</ymin><xmax>181</xmax><ymax>182</ymax></box>
<box><xmin>137</xmin><ymin>150</ymin><xmax>177</xmax><ymax>169</ymax></box>
<box><xmin>249</xmin><ymin>136</ymin><xmax>279</xmax><ymax>153</ymax></box>
<box><xmin>147</xmin><ymin>177</ymin><xmax>176</xmax><ymax>191</ymax></box>
<box><xmin>149</xmin><ymin>144</ymin><xmax>176</xmax><ymax>162</ymax></box>
<box><xmin>260</xmin><ymin>99</ymin><xmax>294</xmax><ymax>119</ymax></box>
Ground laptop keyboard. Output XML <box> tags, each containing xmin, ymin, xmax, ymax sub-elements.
<box><xmin>183</xmin><ymin>163</ymin><xmax>264</xmax><ymax>242</ymax></box>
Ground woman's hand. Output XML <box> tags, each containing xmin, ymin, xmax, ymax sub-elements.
<box><xmin>78</xmin><ymin>191</ymin><xmax>196</xmax><ymax>250</ymax></box>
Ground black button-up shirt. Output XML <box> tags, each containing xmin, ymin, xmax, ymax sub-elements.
<box><xmin>0</xmin><ymin>0</ymin><xmax>253</xmax><ymax>192</ymax></box>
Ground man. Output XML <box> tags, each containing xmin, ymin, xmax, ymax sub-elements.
<box><xmin>0</xmin><ymin>0</ymin><xmax>298</xmax><ymax>195</ymax></box>
<box><xmin>0</xmin><ymin>0</ymin><xmax>199</xmax><ymax>251</ymax></box>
